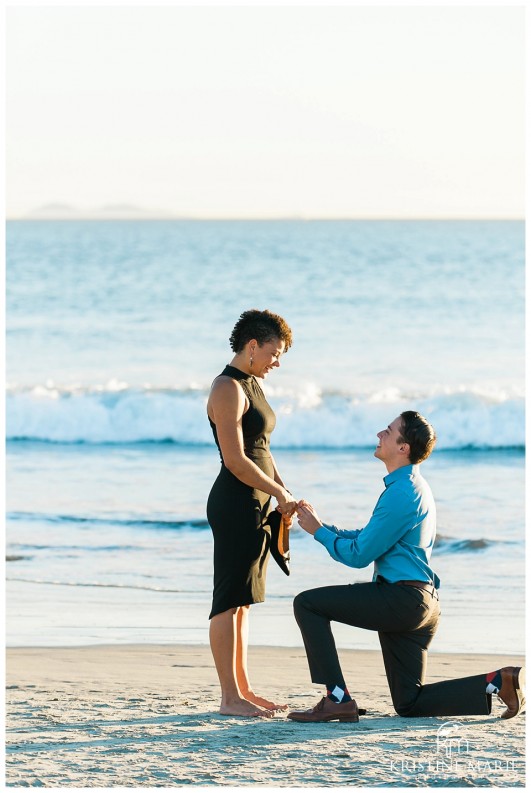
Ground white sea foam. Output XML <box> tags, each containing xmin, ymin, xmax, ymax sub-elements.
<box><xmin>6</xmin><ymin>383</ymin><xmax>524</xmax><ymax>449</ymax></box>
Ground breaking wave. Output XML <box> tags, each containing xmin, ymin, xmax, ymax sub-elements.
<box><xmin>6</xmin><ymin>382</ymin><xmax>524</xmax><ymax>449</ymax></box>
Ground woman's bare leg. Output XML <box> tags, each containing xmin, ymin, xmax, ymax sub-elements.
<box><xmin>209</xmin><ymin>608</ymin><xmax>271</xmax><ymax>717</ymax></box>
<box><xmin>235</xmin><ymin>606</ymin><xmax>288</xmax><ymax>711</ymax></box>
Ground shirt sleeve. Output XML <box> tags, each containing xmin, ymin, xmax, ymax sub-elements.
<box><xmin>314</xmin><ymin>487</ymin><xmax>417</xmax><ymax>569</ymax></box>
<box><xmin>320</xmin><ymin>522</ymin><xmax>362</xmax><ymax>540</ymax></box>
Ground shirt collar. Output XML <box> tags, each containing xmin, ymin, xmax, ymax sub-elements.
<box><xmin>383</xmin><ymin>463</ymin><xmax>418</xmax><ymax>487</ymax></box>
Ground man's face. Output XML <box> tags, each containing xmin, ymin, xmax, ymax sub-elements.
<box><xmin>374</xmin><ymin>416</ymin><xmax>406</xmax><ymax>465</ymax></box>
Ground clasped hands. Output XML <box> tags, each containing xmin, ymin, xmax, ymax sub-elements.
<box><xmin>276</xmin><ymin>498</ymin><xmax>323</xmax><ymax>536</ymax></box>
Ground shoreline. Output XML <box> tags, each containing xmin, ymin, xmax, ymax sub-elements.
<box><xmin>5</xmin><ymin>641</ymin><xmax>523</xmax><ymax>656</ymax></box>
<box><xmin>7</xmin><ymin>643</ymin><xmax>526</xmax><ymax>787</ymax></box>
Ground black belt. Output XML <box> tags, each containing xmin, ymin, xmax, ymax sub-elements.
<box><xmin>394</xmin><ymin>579</ymin><xmax>438</xmax><ymax>596</ymax></box>
<box><xmin>377</xmin><ymin>574</ymin><xmax>436</xmax><ymax>590</ymax></box>
<box><xmin>395</xmin><ymin>579</ymin><xmax>431</xmax><ymax>588</ymax></box>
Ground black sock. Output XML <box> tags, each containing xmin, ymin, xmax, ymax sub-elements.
<box><xmin>326</xmin><ymin>684</ymin><xmax>352</xmax><ymax>703</ymax></box>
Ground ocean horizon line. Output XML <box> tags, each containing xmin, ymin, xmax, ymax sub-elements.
<box><xmin>6</xmin><ymin>214</ymin><xmax>524</xmax><ymax>222</ymax></box>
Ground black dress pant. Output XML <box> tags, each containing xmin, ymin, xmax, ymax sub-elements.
<box><xmin>293</xmin><ymin>579</ymin><xmax>492</xmax><ymax>717</ymax></box>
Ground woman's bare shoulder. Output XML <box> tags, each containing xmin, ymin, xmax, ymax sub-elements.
<box><xmin>210</xmin><ymin>374</ymin><xmax>241</xmax><ymax>392</ymax></box>
<box><xmin>208</xmin><ymin>376</ymin><xmax>248</xmax><ymax>421</ymax></box>
<box><xmin>209</xmin><ymin>375</ymin><xmax>245</xmax><ymax>404</ymax></box>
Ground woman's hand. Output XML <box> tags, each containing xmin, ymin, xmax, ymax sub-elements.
<box><xmin>280</xmin><ymin>511</ymin><xmax>294</xmax><ymax>529</ymax></box>
<box><xmin>276</xmin><ymin>489</ymin><xmax>297</xmax><ymax>516</ymax></box>
<box><xmin>296</xmin><ymin>500</ymin><xmax>323</xmax><ymax>536</ymax></box>
<box><xmin>277</xmin><ymin>500</ymin><xmax>298</xmax><ymax>516</ymax></box>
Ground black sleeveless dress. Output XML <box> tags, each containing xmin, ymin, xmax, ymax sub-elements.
<box><xmin>207</xmin><ymin>364</ymin><xmax>277</xmax><ymax>619</ymax></box>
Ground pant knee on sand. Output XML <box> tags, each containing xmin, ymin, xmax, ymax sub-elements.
<box><xmin>394</xmin><ymin>699</ymin><xmax>419</xmax><ymax>717</ymax></box>
<box><xmin>389</xmin><ymin>687</ymin><xmax>422</xmax><ymax>717</ymax></box>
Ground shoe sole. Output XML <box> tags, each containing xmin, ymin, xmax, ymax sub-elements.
<box><xmin>502</xmin><ymin>666</ymin><xmax>526</xmax><ymax>719</ymax></box>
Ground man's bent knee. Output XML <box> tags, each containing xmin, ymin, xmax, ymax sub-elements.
<box><xmin>293</xmin><ymin>589</ymin><xmax>314</xmax><ymax>616</ymax></box>
<box><xmin>393</xmin><ymin>696</ymin><xmax>421</xmax><ymax>717</ymax></box>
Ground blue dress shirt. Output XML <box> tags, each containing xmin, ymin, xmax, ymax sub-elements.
<box><xmin>314</xmin><ymin>464</ymin><xmax>440</xmax><ymax>588</ymax></box>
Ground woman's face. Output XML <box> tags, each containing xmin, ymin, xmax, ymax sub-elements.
<box><xmin>250</xmin><ymin>338</ymin><xmax>285</xmax><ymax>378</ymax></box>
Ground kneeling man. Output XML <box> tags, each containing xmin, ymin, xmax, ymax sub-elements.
<box><xmin>289</xmin><ymin>411</ymin><xmax>525</xmax><ymax>723</ymax></box>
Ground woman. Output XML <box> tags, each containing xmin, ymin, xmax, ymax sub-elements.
<box><xmin>207</xmin><ymin>309</ymin><xmax>296</xmax><ymax>717</ymax></box>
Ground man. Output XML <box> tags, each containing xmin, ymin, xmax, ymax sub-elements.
<box><xmin>288</xmin><ymin>411</ymin><xmax>525</xmax><ymax>723</ymax></box>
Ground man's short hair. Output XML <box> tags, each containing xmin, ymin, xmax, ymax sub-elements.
<box><xmin>398</xmin><ymin>411</ymin><xmax>436</xmax><ymax>464</ymax></box>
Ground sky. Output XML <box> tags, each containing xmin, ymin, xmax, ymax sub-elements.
<box><xmin>5</xmin><ymin>4</ymin><xmax>525</xmax><ymax>219</ymax></box>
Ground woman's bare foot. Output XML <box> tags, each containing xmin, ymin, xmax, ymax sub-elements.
<box><xmin>219</xmin><ymin>697</ymin><xmax>274</xmax><ymax>717</ymax></box>
<box><xmin>242</xmin><ymin>691</ymin><xmax>289</xmax><ymax>711</ymax></box>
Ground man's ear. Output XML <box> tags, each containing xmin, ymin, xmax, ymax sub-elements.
<box><xmin>398</xmin><ymin>442</ymin><xmax>410</xmax><ymax>457</ymax></box>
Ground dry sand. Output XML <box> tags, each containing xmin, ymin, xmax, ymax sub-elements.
<box><xmin>6</xmin><ymin>644</ymin><xmax>525</xmax><ymax>787</ymax></box>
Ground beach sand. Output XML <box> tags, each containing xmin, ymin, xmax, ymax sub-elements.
<box><xmin>6</xmin><ymin>644</ymin><xmax>525</xmax><ymax>788</ymax></box>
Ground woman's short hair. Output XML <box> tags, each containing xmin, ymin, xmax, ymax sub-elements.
<box><xmin>398</xmin><ymin>411</ymin><xmax>437</xmax><ymax>464</ymax></box>
<box><xmin>229</xmin><ymin>309</ymin><xmax>293</xmax><ymax>353</ymax></box>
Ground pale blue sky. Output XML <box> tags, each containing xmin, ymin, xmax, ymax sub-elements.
<box><xmin>6</xmin><ymin>4</ymin><xmax>525</xmax><ymax>218</ymax></box>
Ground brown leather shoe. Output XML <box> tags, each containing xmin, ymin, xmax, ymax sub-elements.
<box><xmin>287</xmin><ymin>696</ymin><xmax>359</xmax><ymax>723</ymax></box>
<box><xmin>497</xmin><ymin>667</ymin><xmax>526</xmax><ymax>719</ymax></box>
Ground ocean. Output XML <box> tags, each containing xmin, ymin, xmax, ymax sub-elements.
<box><xmin>6</xmin><ymin>219</ymin><xmax>525</xmax><ymax>655</ymax></box>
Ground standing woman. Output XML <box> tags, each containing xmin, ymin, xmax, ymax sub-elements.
<box><xmin>207</xmin><ymin>309</ymin><xmax>296</xmax><ymax>717</ymax></box>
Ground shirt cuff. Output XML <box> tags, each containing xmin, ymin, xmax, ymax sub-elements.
<box><xmin>319</xmin><ymin>522</ymin><xmax>340</xmax><ymax>534</ymax></box>
<box><xmin>314</xmin><ymin>525</ymin><xmax>335</xmax><ymax>545</ymax></box>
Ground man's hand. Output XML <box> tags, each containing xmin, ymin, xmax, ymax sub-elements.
<box><xmin>296</xmin><ymin>500</ymin><xmax>323</xmax><ymax>536</ymax></box>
